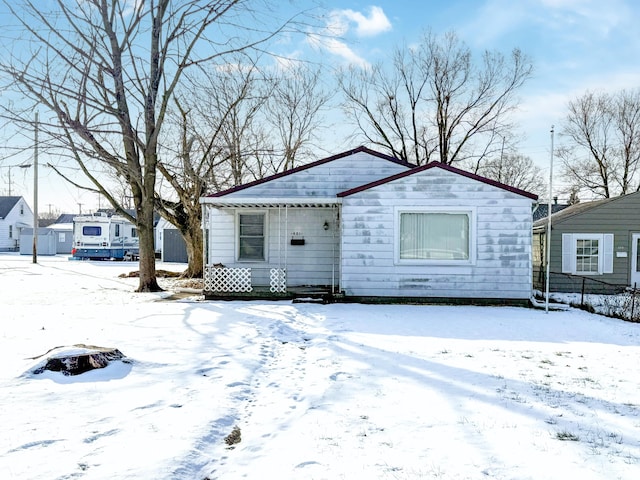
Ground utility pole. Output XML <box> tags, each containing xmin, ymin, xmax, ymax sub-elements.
<box><xmin>32</xmin><ymin>112</ymin><xmax>39</xmax><ymax>264</ymax></box>
<box><xmin>545</xmin><ymin>125</ymin><xmax>554</xmax><ymax>313</ymax></box>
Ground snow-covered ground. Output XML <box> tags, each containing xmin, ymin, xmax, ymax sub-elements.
<box><xmin>1</xmin><ymin>253</ymin><xmax>639</xmax><ymax>480</ymax></box>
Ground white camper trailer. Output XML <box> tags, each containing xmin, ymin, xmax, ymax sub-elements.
<box><xmin>71</xmin><ymin>213</ymin><xmax>139</xmax><ymax>260</ymax></box>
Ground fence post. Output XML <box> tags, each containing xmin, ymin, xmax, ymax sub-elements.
<box><xmin>631</xmin><ymin>283</ymin><xmax>637</xmax><ymax>322</ymax></box>
<box><xmin>581</xmin><ymin>277</ymin><xmax>586</xmax><ymax>307</ymax></box>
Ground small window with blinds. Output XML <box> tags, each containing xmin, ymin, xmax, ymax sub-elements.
<box><xmin>238</xmin><ymin>213</ymin><xmax>266</xmax><ymax>261</ymax></box>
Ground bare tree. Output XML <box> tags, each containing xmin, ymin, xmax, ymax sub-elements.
<box><xmin>0</xmin><ymin>0</ymin><xmax>304</xmax><ymax>291</ymax></box>
<box><xmin>153</xmin><ymin>57</ymin><xmax>261</xmax><ymax>279</ymax></box>
<box><xmin>559</xmin><ymin>89</ymin><xmax>640</xmax><ymax>198</ymax></box>
<box><xmin>339</xmin><ymin>30</ymin><xmax>533</xmax><ymax>165</ymax></box>
<box><xmin>154</xmin><ymin>57</ymin><xmax>332</xmax><ymax>277</ymax></box>
<box><xmin>265</xmin><ymin>62</ymin><xmax>333</xmax><ymax>171</ymax></box>
<box><xmin>474</xmin><ymin>153</ymin><xmax>546</xmax><ymax>197</ymax></box>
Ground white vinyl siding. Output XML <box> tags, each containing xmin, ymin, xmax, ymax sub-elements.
<box><xmin>561</xmin><ymin>233</ymin><xmax>614</xmax><ymax>275</ymax></box>
<box><xmin>341</xmin><ymin>168</ymin><xmax>534</xmax><ymax>299</ymax></box>
<box><xmin>206</xmin><ymin>207</ymin><xmax>339</xmax><ymax>288</ymax></box>
<box><xmin>222</xmin><ymin>152</ymin><xmax>410</xmax><ymax>199</ymax></box>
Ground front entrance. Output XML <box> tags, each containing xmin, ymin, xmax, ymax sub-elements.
<box><xmin>631</xmin><ymin>234</ymin><xmax>640</xmax><ymax>288</ymax></box>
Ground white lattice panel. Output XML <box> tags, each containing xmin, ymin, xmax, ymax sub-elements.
<box><xmin>270</xmin><ymin>268</ymin><xmax>286</xmax><ymax>293</ymax></box>
<box><xmin>204</xmin><ymin>266</ymin><xmax>252</xmax><ymax>292</ymax></box>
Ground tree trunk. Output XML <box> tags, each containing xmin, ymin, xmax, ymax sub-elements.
<box><xmin>136</xmin><ymin>203</ymin><xmax>161</xmax><ymax>292</ymax></box>
<box><xmin>182</xmin><ymin>217</ymin><xmax>204</xmax><ymax>278</ymax></box>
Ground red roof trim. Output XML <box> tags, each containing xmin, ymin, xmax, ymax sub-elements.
<box><xmin>207</xmin><ymin>146</ymin><xmax>415</xmax><ymax>197</ymax></box>
<box><xmin>337</xmin><ymin>161</ymin><xmax>539</xmax><ymax>200</ymax></box>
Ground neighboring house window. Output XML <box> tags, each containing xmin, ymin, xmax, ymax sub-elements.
<box><xmin>132</xmin><ymin>228</ymin><xmax>138</xmax><ymax>238</ymax></box>
<box><xmin>238</xmin><ymin>213</ymin><xmax>265</xmax><ymax>261</ymax></box>
<box><xmin>20</xmin><ymin>204</ymin><xmax>24</xmax><ymax>215</ymax></box>
<box><xmin>562</xmin><ymin>233</ymin><xmax>613</xmax><ymax>275</ymax></box>
<box><xmin>396</xmin><ymin>208</ymin><xmax>474</xmax><ymax>263</ymax></box>
<box><xmin>9</xmin><ymin>225</ymin><xmax>13</xmax><ymax>239</ymax></box>
<box><xmin>115</xmin><ymin>224</ymin><xmax>120</xmax><ymax>237</ymax></box>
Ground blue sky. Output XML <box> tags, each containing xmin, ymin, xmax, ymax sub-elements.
<box><xmin>2</xmin><ymin>0</ymin><xmax>640</xmax><ymax>210</ymax></box>
<box><xmin>304</xmin><ymin>0</ymin><xmax>640</xmax><ymax>170</ymax></box>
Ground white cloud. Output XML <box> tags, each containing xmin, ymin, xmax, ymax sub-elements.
<box><xmin>307</xmin><ymin>32</ymin><xmax>370</xmax><ymax>68</ymax></box>
<box><xmin>338</xmin><ymin>6</ymin><xmax>392</xmax><ymax>37</ymax></box>
<box><xmin>307</xmin><ymin>6</ymin><xmax>391</xmax><ymax>68</ymax></box>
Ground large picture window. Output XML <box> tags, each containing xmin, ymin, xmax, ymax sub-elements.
<box><xmin>562</xmin><ymin>233</ymin><xmax>613</xmax><ymax>275</ymax></box>
<box><xmin>398</xmin><ymin>210</ymin><xmax>471</xmax><ymax>262</ymax></box>
<box><xmin>238</xmin><ymin>213</ymin><xmax>265</xmax><ymax>261</ymax></box>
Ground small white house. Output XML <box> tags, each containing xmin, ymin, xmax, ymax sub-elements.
<box><xmin>0</xmin><ymin>196</ymin><xmax>34</xmax><ymax>252</ymax></box>
<box><xmin>200</xmin><ymin>147</ymin><xmax>538</xmax><ymax>303</ymax></box>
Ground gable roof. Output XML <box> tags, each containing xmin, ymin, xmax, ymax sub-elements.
<box><xmin>337</xmin><ymin>161</ymin><xmax>539</xmax><ymax>200</ymax></box>
<box><xmin>532</xmin><ymin>202</ymin><xmax>570</xmax><ymax>222</ymax></box>
<box><xmin>208</xmin><ymin>146</ymin><xmax>415</xmax><ymax>198</ymax></box>
<box><xmin>0</xmin><ymin>196</ymin><xmax>22</xmax><ymax>219</ymax></box>
<box><xmin>533</xmin><ymin>196</ymin><xmax>618</xmax><ymax>229</ymax></box>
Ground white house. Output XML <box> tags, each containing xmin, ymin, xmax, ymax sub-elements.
<box><xmin>0</xmin><ymin>196</ymin><xmax>34</xmax><ymax>252</ymax></box>
<box><xmin>200</xmin><ymin>147</ymin><xmax>538</xmax><ymax>303</ymax></box>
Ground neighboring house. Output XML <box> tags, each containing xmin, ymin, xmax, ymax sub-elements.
<box><xmin>200</xmin><ymin>147</ymin><xmax>538</xmax><ymax>303</ymax></box>
<box><xmin>0</xmin><ymin>196</ymin><xmax>34</xmax><ymax>252</ymax></box>
<box><xmin>532</xmin><ymin>197</ymin><xmax>570</xmax><ymax>222</ymax></box>
<box><xmin>532</xmin><ymin>192</ymin><xmax>640</xmax><ymax>293</ymax></box>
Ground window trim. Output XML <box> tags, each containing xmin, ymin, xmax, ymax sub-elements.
<box><xmin>394</xmin><ymin>207</ymin><xmax>476</xmax><ymax>266</ymax></box>
<box><xmin>562</xmin><ymin>233</ymin><xmax>614</xmax><ymax>275</ymax></box>
<box><xmin>236</xmin><ymin>210</ymin><xmax>268</xmax><ymax>262</ymax></box>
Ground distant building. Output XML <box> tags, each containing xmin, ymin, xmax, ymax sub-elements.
<box><xmin>0</xmin><ymin>196</ymin><xmax>34</xmax><ymax>252</ymax></box>
<box><xmin>532</xmin><ymin>197</ymin><xmax>569</xmax><ymax>222</ymax></box>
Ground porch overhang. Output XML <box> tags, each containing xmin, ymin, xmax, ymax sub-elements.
<box><xmin>200</xmin><ymin>196</ymin><xmax>342</xmax><ymax>208</ymax></box>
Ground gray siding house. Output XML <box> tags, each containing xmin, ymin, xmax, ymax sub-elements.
<box><xmin>533</xmin><ymin>192</ymin><xmax>640</xmax><ymax>293</ymax></box>
<box><xmin>201</xmin><ymin>147</ymin><xmax>537</xmax><ymax>302</ymax></box>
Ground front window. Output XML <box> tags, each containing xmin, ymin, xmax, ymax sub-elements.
<box><xmin>562</xmin><ymin>233</ymin><xmax>613</xmax><ymax>275</ymax></box>
<box><xmin>399</xmin><ymin>211</ymin><xmax>470</xmax><ymax>261</ymax></box>
<box><xmin>575</xmin><ymin>238</ymin><xmax>599</xmax><ymax>273</ymax></box>
<box><xmin>238</xmin><ymin>213</ymin><xmax>265</xmax><ymax>261</ymax></box>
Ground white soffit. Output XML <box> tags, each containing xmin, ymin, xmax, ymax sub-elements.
<box><xmin>200</xmin><ymin>197</ymin><xmax>341</xmax><ymax>208</ymax></box>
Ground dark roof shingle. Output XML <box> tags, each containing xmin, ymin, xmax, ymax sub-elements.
<box><xmin>0</xmin><ymin>196</ymin><xmax>21</xmax><ymax>219</ymax></box>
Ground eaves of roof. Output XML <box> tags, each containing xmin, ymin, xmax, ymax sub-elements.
<box><xmin>532</xmin><ymin>196</ymin><xmax>618</xmax><ymax>229</ymax></box>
